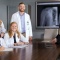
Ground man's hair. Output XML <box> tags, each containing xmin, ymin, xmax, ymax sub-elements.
<box><xmin>19</xmin><ymin>2</ymin><xmax>25</xmax><ymax>6</ymax></box>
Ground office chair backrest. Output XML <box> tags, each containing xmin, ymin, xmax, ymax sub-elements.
<box><xmin>44</xmin><ymin>29</ymin><xmax>58</xmax><ymax>40</ymax></box>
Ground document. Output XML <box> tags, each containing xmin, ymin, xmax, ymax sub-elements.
<box><xmin>0</xmin><ymin>48</ymin><xmax>13</xmax><ymax>51</ymax></box>
<box><xmin>10</xmin><ymin>45</ymin><xmax>28</xmax><ymax>48</ymax></box>
<box><xmin>42</xmin><ymin>40</ymin><xmax>51</xmax><ymax>43</ymax></box>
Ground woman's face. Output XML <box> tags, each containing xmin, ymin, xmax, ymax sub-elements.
<box><xmin>10</xmin><ymin>23</ymin><xmax>17</xmax><ymax>32</ymax></box>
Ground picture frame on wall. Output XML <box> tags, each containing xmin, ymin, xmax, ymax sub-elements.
<box><xmin>36</xmin><ymin>2</ymin><xmax>60</xmax><ymax>28</ymax></box>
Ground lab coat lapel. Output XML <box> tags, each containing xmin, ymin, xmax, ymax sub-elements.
<box><xmin>17</xmin><ymin>11</ymin><xmax>22</xmax><ymax>32</ymax></box>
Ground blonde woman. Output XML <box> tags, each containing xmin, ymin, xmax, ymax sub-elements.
<box><xmin>0</xmin><ymin>20</ymin><xmax>6</xmax><ymax>38</ymax></box>
<box><xmin>4</xmin><ymin>22</ymin><xmax>28</xmax><ymax>47</ymax></box>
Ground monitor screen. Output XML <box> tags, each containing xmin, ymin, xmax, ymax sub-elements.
<box><xmin>36</xmin><ymin>2</ymin><xmax>60</xmax><ymax>28</ymax></box>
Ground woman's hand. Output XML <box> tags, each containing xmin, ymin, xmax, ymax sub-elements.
<box><xmin>14</xmin><ymin>43</ymin><xmax>18</xmax><ymax>46</ymax></box>
<box><xmin>0</xmin><ymin>46</ymin><xmax>5</xmax><ymax>51</ymax></box>
<box><xmin>24</xmin><ymin>42</ymin><xmax>29</xmax><ymax>45</ymax></box>
<box><xmin>14</xmin><ymin>42</ymin><xmax>24</xmax><ymax>46</ymax></box>
<box><xmin>0</xmin><ymin>32</ymin><xmax>4</xmax><ymax>38</ymax></box>
<box><xmin>17</xmin><ymin>42</ymin><xmax>24</xmax><ymax>45</ymax></box>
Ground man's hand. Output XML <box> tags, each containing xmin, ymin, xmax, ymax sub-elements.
<box><xmin>29</xmin><ymin>36</ymin><xmax>32</xmax><ymax>40</ymax></box>
<box><xmin>51</xmin><ymin>38</ymin><xmax>57</xmax><ymax>44</ymax></box>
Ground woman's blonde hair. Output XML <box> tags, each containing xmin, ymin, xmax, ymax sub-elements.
<box><xmin>0</xmin><ymin>20</ymin><xmax>2</xmax><ymax>26</ymax></box>
<box><xmin>8</xmin><ymin>22</ymin><xmax>20</xmax><ymax>38</ymax></box>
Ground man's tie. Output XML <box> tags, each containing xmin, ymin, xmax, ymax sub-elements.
<box><xmin>13</xmin><ymin>34</ymin><xmax>16</xmax><ymax>43</ymax></box>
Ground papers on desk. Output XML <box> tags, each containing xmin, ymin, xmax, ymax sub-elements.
<box><xmin>42</xmin><ymin>40</ymin><xmax>51</xmax><ymax>43</ymax></box>
<box><xmin>9</xmin><ymin>45</ymin><xmax>28</xmax><ymax>48</ymax></box>
<box><xmin>0</xmin><ymin>48</ymin><xmax>13</xmax><ymax>52</ymax></box>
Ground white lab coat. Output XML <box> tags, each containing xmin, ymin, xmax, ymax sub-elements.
<box><xmin>0</xmin><ymin>38</ymin><xmax>6</xmax><ymax>47</ymax></box>
<box><xmin>11</xmin><ymin>11</ymin><xmax>33</xmax><ymax>42</ymax></box>
<box><xmin>4</xmin><ymin>33</ymin><xmax>28</xmax><ymax>47</ymax></box>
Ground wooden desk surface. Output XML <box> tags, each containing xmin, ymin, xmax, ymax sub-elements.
<box><xmin>0</xmin><ymin>40</ymin><xmax>60</xmax><ymax>60</ymax></box>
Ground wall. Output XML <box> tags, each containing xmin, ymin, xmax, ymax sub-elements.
<box><xmin>0</xmin><ymin>0</ymin><xmax>8</xmax><ymax>30</ymax></box>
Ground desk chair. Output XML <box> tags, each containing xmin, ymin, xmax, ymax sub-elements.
<box><xmin>42</xmin><ymin>29</ymin><xmax>58</xmax><ymax>48</ymax></box>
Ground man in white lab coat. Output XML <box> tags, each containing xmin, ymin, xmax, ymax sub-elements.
<box><xmin>11</xmin><ymin>2</ymin><xmax>33</xmax><ymax>42</ymax></box>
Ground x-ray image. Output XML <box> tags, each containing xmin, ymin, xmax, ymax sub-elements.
<box><xmin>40</xmin><ymin>7</ymin><xmax>58</xmax><ymax>26</ymax></box>
<box><xmin>36</xmin><ymin>2</ymin><xmax>60</xmax><ymax>28</ymax></box>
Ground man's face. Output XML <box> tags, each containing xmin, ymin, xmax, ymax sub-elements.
<box><xmin>18</xmin><ymin>4</ymin><xmax>25</xmax><ymax>12</ymax></box>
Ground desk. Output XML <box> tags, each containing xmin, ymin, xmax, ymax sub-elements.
<box><xmin>0</xmin><ymin>40</ymin><xmax>59</xmax><ymax>60</ymax></box>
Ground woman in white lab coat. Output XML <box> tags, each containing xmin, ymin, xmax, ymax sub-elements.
<box><xmin>0</xmin><ymin>20</ymin><xmax>6</xmax><ymax>50</ymax></box>
<box><xmin>0</xmin><ymin>20</ymin><xmax>6</xmax><ymax>38</ymax></box>
<box><xmin>0</xmin><ymin>38</ymin><xmax>6</xmax><ymax>50</ymax></box>
<box><xmin>4</xmin><ymin>22</ymin><xmax>28</xmax><ymax>47</ymax></box>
